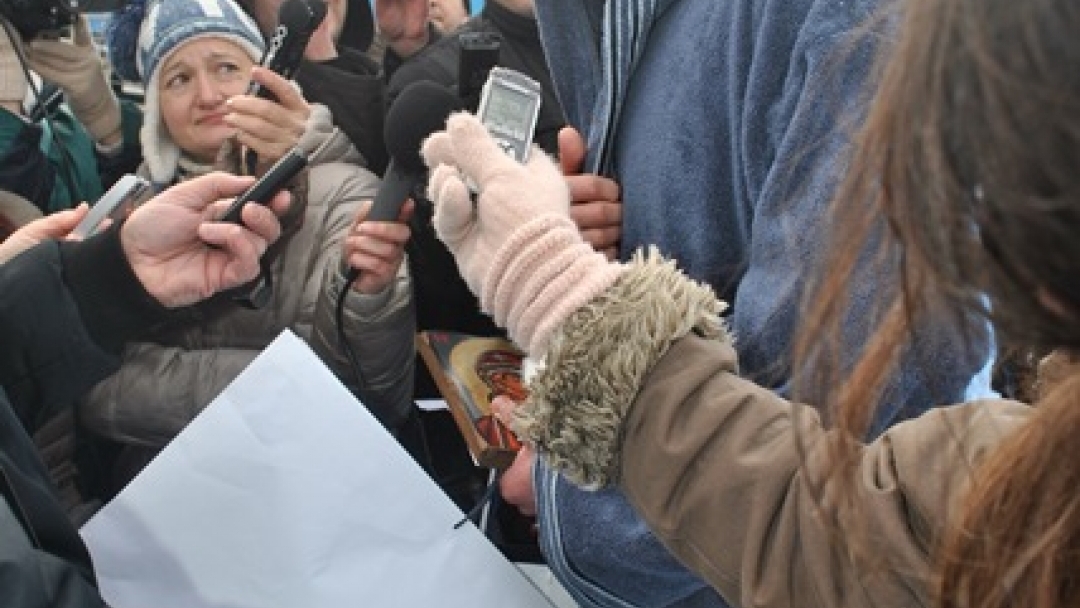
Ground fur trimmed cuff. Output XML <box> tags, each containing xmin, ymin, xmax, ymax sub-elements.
<box><xmin>515</xmin><ymin>247</ymin><xmax>731</xmax><ymax>489</ymax></box>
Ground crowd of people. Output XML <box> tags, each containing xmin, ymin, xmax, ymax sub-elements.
<box><xmin>1</xmin><ymin>0</ymin><xmax>1078</xmax><ymax>607</ymax></box>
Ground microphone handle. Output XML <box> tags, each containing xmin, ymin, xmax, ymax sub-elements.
<box><xmin>219</xmin><ymin>148</ymin><xmax>308</xmax><ymax>224</ymax></box>
<box><xmin>367</xmin><ymin>166</ymin><xmax>416</xmax><ymax>222</ymax></box>
<box><xmin>342</xmin><ymin>166</ymin><xmax>416</xmax><ymax>283</ymax></box>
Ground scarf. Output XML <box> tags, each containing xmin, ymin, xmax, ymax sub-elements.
<box><xmin>591</xmin><ymin>0</ymin><xmax>676</xmax><ymax>176</ymax></box>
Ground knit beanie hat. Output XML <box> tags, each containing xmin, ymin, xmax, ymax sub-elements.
<box><xmin>110</xmin><ymin>0</ymin><xmax>264</xmax><ymax>186</ymax></box>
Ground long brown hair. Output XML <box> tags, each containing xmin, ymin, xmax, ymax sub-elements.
<box><xmin>794</xmin><ymin>0</ymin><xmax>1080</xmax><ymax>605</ymax></box>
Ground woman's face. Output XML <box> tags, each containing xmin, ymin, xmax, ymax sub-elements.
<box><xmin>158</xmin><ymin>38</ymin><xmax>255</xmax><ymax>163</ymax></box>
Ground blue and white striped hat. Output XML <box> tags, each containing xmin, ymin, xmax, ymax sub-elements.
<box><xmin>136</xmin><ymin>0</ymin><xmax>265</xmax><ymax>185</ymax></box>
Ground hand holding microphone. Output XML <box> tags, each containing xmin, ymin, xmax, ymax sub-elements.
<box><xmin>422</xmin><ymin>112</ymin><xmax>625</xmax><ymax>358</ymax></box>
<box><xmin>341</xmin><ymin>199</ymin><xmax>414</xmax><ymax>295</ymax></box>
<box><xmin>213</xmin><ymin>140</ymin><xmax>312</xmax><ymax>311</ymax></box>
<box><xmin>247</xmin><ymin>0</ymin><xmax>326</xmax><ymax>103</ymax></box>
<box><xmin>124</xmin><ymin>173</ymin><xmax>290</xmax><ymax>309</ymax></box>
<box><xmin>339</xmin><ymin>80</ymin><xmax>461</xmax><ymax>288</ymax></box>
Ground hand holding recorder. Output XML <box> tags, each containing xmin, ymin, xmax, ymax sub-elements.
<box><xmin>422</xmin><ymin>112</ymin><xmax>624</xmax><ymax>357</ymax></box>
<box><xmin>1</xmin><ymin>173</ymin><xmax>290</xmax><ymax>307</ymax></box>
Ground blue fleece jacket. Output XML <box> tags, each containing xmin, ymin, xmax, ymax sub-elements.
<box><xmin>532</xmin><ymin>0</ymin><xmax>992</xmax><ymax>607</ymax></box>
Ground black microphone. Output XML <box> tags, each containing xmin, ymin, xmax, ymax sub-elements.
<box><xmin>218</xmin><ymin>147</ymin><xmax>309</xmax><ymax>224</ymax></box>
<box><xmin>343</xmin><ymin>81</ymin><xmax>461</xmax><ymax>283</ymax></box>
<box><xmin>368</xmin><ymin>81</ymin><xmax>462</xmax><ymax>222</ymax></box>
<box><xmin>244</xmin><ymin>0</ymin><xmax>326</xmax><ymax>173</ymax></box>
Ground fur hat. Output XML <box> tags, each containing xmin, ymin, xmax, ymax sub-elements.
<box><xmin>114</xmin><ymin>0</ymin><xmax>264</xmax><ymax>185</ymax></box>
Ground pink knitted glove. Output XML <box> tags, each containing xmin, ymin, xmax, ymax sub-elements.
<box><xmin>422</xmin><ymin>112</ymin><xmax>625</xmax><ymax>357</ymax></box>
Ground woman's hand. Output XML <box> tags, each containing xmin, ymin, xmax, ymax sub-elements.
<box><xmin>492</xmin><ymin>395</ymin><xmax>538</xmax><ymax>516</ymax></box>
<box><xmin>422</xmin><ymin>112</ymin><xmax>624</xmax><ymax>356</ymax></box>
<box><xmin>225</xmin><ymin>66</ymin><xmax>312</xmax><ymax>170</ymax></box>
<box><xmin>342</xmin><ymin>199</ymin><xmax>414</xmax><ymax>295</ymax></box>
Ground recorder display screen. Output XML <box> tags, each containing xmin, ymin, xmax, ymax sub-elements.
<box><xmin>483</xmin><ymin>86</ymin><xmax>537</xmax><ymax>141</ymax></box>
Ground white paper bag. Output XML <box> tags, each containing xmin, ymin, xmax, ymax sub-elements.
<box><xmin>81</xmin><ymin>330</ymin><xmax>555</xmax><ymax>608</ymax></box>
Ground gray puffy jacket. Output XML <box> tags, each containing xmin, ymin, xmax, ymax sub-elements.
<box><xmin>80</xmin><ymin>105</ymin><xmax>415</xmax><ymax>446</ymax></box>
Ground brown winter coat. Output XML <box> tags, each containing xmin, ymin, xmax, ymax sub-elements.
<box><xmin>518</xmin><ymin>249</ymin><xmax>1032</xmax><ymax>608</ymax></box>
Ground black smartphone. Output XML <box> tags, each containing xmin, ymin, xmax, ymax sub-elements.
<box><xmin>247</xmin><ymin>0</ymin><xmax>327</xmax><ymax>102</ymax></box>
<box><xmin>243</xmin><ymin>0</ymin><xmax>326</xmax><ymax>173</ymax></box>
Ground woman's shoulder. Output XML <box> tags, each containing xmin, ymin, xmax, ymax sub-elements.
<box><xmin>301</xmin><ymin>104</ymin><xmax>380</xmax><ymax>203</ymax></box>
<box><xmin>305</xmin><ymin>157</ymin><xmax>379</xmax><ymax>206</ymax></box>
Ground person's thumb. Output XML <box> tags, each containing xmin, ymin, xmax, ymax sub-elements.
<box><xmin>429</xmin><ymin>164</ymin><xmax>474</xmax><ymax>248</ymax></box>
<box><xmin>174</xmin><ymin>172</ymin><xmax>257</xmax><ymax>213</ymax></box>
<box><xmin>557</xmin><ymin>126</ymin><xmax>587</xmax><ymax>175</ymax></box>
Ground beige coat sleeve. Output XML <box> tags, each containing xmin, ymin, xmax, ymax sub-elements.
<box><xmin>290</xmin><ymin>107</ymin><xmax>416</xmax><ymax>430</ymax></box>
<box><xmin>310</xmin><ymin>252</ymin><xmax>415</xmax><ymax>430</ymax></box>
<box><xmin>621</xmin><ymin>335</ymin><xmax>1029</xmax><ymax>607</ymax></box>
<box><xmin>303</xmin><ymin>157</ymin><xmax>416</xmax><ymax>431</ymax></box>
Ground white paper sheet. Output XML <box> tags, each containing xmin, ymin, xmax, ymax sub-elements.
<box><xmin>81</xmin><ymin>331</ymin><xmax>555</xmax><ymax>608</ymax></box>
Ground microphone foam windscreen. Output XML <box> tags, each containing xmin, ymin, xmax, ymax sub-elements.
<box><xmin>279</xmin><ymin>0</ymin><xmax>326</xmax><ymax>34</ymax></box>
<box><xmin>384</xmin><ymin>81</ymin><xmax>463</xmax><ymax>173</ymax></box>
